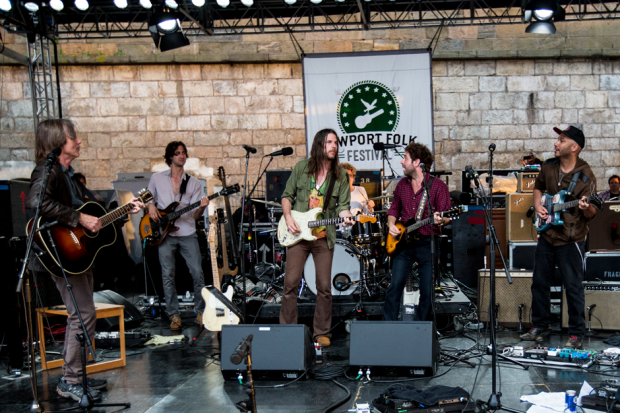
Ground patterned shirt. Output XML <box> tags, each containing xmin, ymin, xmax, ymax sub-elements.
<box><xmin>387</xmin><ymin>174</ymin><xmax>451</xmax><ymax>236</ymax></box>
<box><xmin>598</xmin><ymin>190</ymin><xmax>620</xmax><ymax>201</ymax></box>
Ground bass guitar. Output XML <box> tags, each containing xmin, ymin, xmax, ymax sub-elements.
<box><xmin>277</xmin><ymin>208</ymin><xmax>375</xmax><ymax>247</ymax></box>
<box><xmin>27</xmin><ymin>189</ymin><xmax>153</xmax><ymax>276</ymax></box>
<box><xmin>386</xmin><ymin>206</ymin><xmax>467</xmax><ymax>257</ymax></box>
<box><xmin>139</xmin><ymin>184</ymin><xmax>240</xmax><ymax>246</ymax></box>
<box><xmin>201</xmin><ymin>220</ymin><xmax>243</xmax><ymax>332</ymax></box>
<box><xmin>533</xmin><ymin>191</ymin><xmax>603</xmax><ymax>233</ymax></box>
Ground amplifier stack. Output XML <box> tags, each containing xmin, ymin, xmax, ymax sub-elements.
<box><xmin>506</xmin><ymin>171</ymin><xmax>539</xmax><ymax>270</ymax></box>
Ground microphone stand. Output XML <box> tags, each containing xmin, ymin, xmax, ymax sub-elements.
<box><xmin>420</xmin><ymin>164</ymin><xmax>437</xmax><ymax>315</ymax></box>
<box><xmin>238</xmin><ymin>148</ymin><xmax>253</xmax><ymax>322</ymax></box>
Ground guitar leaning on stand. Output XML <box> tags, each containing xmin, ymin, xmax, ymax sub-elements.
<box><xmin>26</xmin><ymin>189</ymin><xmax>153</xmax><ymax>276</ymax></box>
<box><xmin>139</xmin><ymin>184</ymin><xmax>240</xmax><ymax>246</ymax></box>
<box><xmin>201</xmin><ymin>221</ymin><xmax>243</xmax><ymax>332</ymax></box>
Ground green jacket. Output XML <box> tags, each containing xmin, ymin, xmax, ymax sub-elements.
<box><xmin>282</xmin><ymin>159</ymin><xmax>351</xmax><ymax>249</ymax></box>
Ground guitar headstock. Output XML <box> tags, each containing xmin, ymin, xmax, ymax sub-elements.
<box><xmin>217</xmin><ymin>166</ymin><xmax>226</xmax><ymax>183</ymax></box>
<box><xmin>441</xmin><ymin>205</ymin><xmax>467</xmax><ymax>219</ymax></box>
<box><xmin>221</xmin><ymin>183</ymin><xmax>241</xmax><ymax>197</ymax></box>
<box><xmin>358</xmin><ymin>214</ymin><xmax>377</xmax><ymax>224</ymax></box>
<box><xmin>590</xmin><ymin>193</ymin><xmax>604</xmax><ymax>210</ymax></box>
<box><xmin>138</xmin><ymin>189</ymin><xmax>154</xmax><ymax>205</ymax></box>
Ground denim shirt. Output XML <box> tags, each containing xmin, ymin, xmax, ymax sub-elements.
<box><xmin>281</xmin><ymin>159</ymin><xmax>351</xmax><ymax>249</ymax></box>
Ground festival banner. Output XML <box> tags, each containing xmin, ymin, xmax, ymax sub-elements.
<box><xmin>302</xmin><ymin>50</ymin><xmax>434</xmax><ymax>171</ymax></box>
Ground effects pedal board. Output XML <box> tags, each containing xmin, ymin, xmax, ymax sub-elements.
<box><xmin>373</xmin><ymin>399</ymin><xmax>474</xmax><ymax>413</ymax></box>
<box><xmin>95</xmin><ymin>331</ymin><xmax>151</xmax><ymax>348</ymax></box>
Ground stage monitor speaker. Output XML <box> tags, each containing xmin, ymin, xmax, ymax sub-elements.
<box><xmin>562</xmin><ymin>283</ymin><xmax>620</xmax><ymax>330</ymax></box>
<box><xmin>588</xmin><ymin>201</ymin><xmax>620</xmax><ymax>252</ymax></box>
<box><xmin>349</xmin><ymin>321</ymin><xmax>438</xmax><ymax>377</ymax></box>
<box><xmin>451</xmin><ymin>206</ymin><xmax>486</xmax><ymax>289</ymax></box>
<box><xmin>478</xmin><ymin>270</ymin><xmax>533</xmax><ymax>329</ymax></box>
<box><xmin>506</xmin><ymin>193</ymin><xmax>537</xmax><ymax>242</ymax></box>
<box><xmin>93</xmin><ymin>290</ymin><xmax>144</xmax><ymax>331</ymax></box>
<box><xmin>221</xmin><ymin>324</ymin><xmax>314</xmax><ymax>380</ymax></box>
<box><xmin>0</xmin><ymin>179</ymin><xmax>34</xmax><ymax>238</ymax></box>
<box><xmin>265</xmin><ymin>170</ymin><xmax>292</xmax><ymax>204</ymax></box>
<box><xmin>584</xmin><ymin>252</ymin><xmax>620</xmax><ymax>282</ymax></box>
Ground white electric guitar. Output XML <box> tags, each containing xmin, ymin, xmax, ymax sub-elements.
<box><xmin>277</xmin><ymin>208</ymin><xmax>376</xmax><ymax>247</ymax></box>
<box><xmin>201</xmin><ymin>221</ymin><xmax>243</xmax><ymax>331</ymax></box>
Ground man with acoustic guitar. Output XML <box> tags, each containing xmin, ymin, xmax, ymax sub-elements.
<box><xmin>28</xmin><ymin>119</ymin><xmax>144</xmax><ymax>402</ymax></box>
<box><xmin>147</xmin><ymin>141</ymin><xmax>209</xmax><ymax>331</ymax></box>
<box><xmin>384</xmin><ymin>142</ymin><xmax>451</xmax><ymax>322</ymax></box>
<box><xmin>521</xmin><ymin>126</ymin><xmax>597</xmax><ymax>349</ymax></box>
<box><xmin>279</xmin><ymin>129</ymin><xmax>354</xmax><ymax>347</ymax></box>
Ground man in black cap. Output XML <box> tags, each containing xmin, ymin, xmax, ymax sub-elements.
<box><xmin>520</xmin><ymin>125</ymin><xmax>598</xmax><ymax>349</ymax></box>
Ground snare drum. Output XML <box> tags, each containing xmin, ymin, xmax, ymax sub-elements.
<box><xmin>304</xmin><ymin>240</ymin><xmax>360</xmax><ymax>296</ymax></box>
<box><xmin>350</xmin><ymin>219</ymin><xmax>382</xmax><ymax>244</ymax></box>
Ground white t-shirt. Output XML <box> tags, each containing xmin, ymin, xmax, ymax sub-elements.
<box><xmin>350</xmin><ymin>186</ymin><xmax>370</xmax><ymax>215</ymax></box>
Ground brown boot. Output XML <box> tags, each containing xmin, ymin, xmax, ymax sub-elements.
<box><xmin>170</xmin><ymin>315</ymin><xmax>182</xmax><ymax>330</ymax></box>
<box><xmin>196</xmin><ymin>312</ymin><xmax>203</xmax><ymax>326</ymax></box>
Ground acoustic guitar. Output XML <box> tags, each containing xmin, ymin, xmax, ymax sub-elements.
<box><xmin>139</xmin><ymin>184</ymin><xmax>240</xmax><ymax>246</ymax></box>
<box><xmin>27</xmin><ymin>189</ymin><xmax>153</xmax><ymax>276</ymax></box>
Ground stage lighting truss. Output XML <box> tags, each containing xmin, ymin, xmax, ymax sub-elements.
<box><xmin>524</xmin><ymin>0</ymin><xmax>566</xmax><ymax>34</ymax></box>
<box><xmin>3</xmin><ymin>0</ymin><xmax>620</xmax><ymax>40</ymax></box>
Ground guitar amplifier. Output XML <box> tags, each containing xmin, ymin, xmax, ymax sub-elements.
<box><xmin>0</xmin><ymin>179</ymin><xmax>34</xmax><ymax>238</ymax></box>
<box><xmin>265</xmin><ymin>169</ymin><xmax>292</xmax><ymax>204</ymax></box>
<box><xmin>562</xmin><ymin>282</ymin><xmax>620</xmax><ymax>330</ymax></box>
<box><xmin>517</xmin><ymin>172</ymin><xmax>539</xmax><ymax>193</ymax></box>
<box><xmin>584</xmin><ymin>252</ymin><xmax>620</xmax><ymax>282</ymax></box>
<box><xmin>478</xmin><ymin>269</ymin><xmax>533</xmax><ymax>328</ymax></box>
<box><xmin>506</xmin><ymin>193</ymin><xmax>537</xmax><ymax>242</ymax></box>
<box><xmin>508</xmin><ymin>241</ymin><xmax>537</xmax><ymax>270</ymax></box>
<box><xmin>588</xmin><ymin>201</ymin><xmax>620</xmax><ymax>252</ymax></box>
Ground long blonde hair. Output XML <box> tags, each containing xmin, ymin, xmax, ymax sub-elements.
<box><xmin>35</xmin><ymin>119</ymin><xmax>76</xmax><ymax>163</ymax></box>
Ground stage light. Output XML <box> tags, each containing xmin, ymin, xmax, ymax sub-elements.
<box><xmin>240</xmin><ymin>0</ymin><xmax>252</xmax><ymax>6</ymax></box>
<box><xmin>216</xmin><ymin>0</ymin><xmax>229</xmax><ymax>7</ymax></box>
<box><xmin>139</xmin><ymin>0</ymin><xmax>152</xmax><ymax>8</ymax></box>
<box><xmin>74</xmin><ymin>0</ymin><xmax>88</xmax><ymax>10</ymax></box>
<box><xmin>284</xmin><ymin>0</ymin><xmax>296</xmax><ymax>4</ymax></box>
<box><xmin>149</xmin><ymin>9</ymin><xmax>190</xmax><ymax>52</ymax></box>
<box><xmin>165</xmin><ymin>0</ymin><xmax>178</xmax><ymax>8</ymax></box>
<box><xmin>191</xmin><ymin>0</ymin><xmax>205</xmax><ymax>6</ymax></box>
<box><xmin>524</xmin><ymin>0</ymin><xmax>565</xmax><ymax>34</ymax></box>
<box><xmin>23</xmin><ymin>0</ymin><xmax>39</xmax><ymax>12</ymax></box>
<box><xmin>0</xmin><ymin>0</ymin><xmax>10</xmax><ymax>10</ymax></box>
<box><xmin>334</xmin><ymin>0</ymin><xmax>344</xmax><ymax>3</ymax></box>
<box><xmin>309</xmin><ymin>0</ymin><xmax>321</xmax><ymax>3</ymax></box>
<box><xmin>114</xmin><ymin>0</ymin><xmax>127</xmax><ymax>8</ymax></box>
<box><xmin>49</xmin><ymin>0</ymin><xmax>63</xmax><ymax>10</ymax></box>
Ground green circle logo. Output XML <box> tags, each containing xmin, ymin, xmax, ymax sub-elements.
<box><xmin>337</xmin><ymin>80</ymin><xmax>400</xmax><ymax>134</ymax></box>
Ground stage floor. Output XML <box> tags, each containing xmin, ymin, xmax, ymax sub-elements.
<box><xmin>2</xmin><ymin>312</ymin><xmax>618</xmax><ymax>413</ymax></box>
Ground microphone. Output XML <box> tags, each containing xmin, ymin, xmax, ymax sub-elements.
<box><xmin>242</xmin><ymin>144</ymin><xmax>257</xmax><ymax>154</ymax></box>
<box><xmin>526</xmin><ymin>206</ymin><xmax>535</xmax><ymax>218</ymax></box>
<box><xmin>518</xmin><ymin>303</ymin><xmax>525</xmax><ymax>309</ymax></box>
<box><xmin>587</xmin><ymin>304</ymin><xmax>597</xmax><ymax>312</ymax></box>
<box><xmin>373</xmin><ymin>142</ymin><xmax>401</xmax><ymax>151</ymax></box>
<box><xmin>266</xmin><ymin>147</ymin><xmax>293</xmax><ymax>157</ymax></box>
<box><xmin>419</xmin><ymin>162</ymin><xmax>425</xmax><ymax>172</ymax></box>
<box><xmin>465</xmin><ymin>165</ymin><xmax>479</xmax><ymax>179</ymax></box>
<box><xmin>489</xmin><ymin>143</ymin><xmax>496</xmax><ymax>152</ymax></box>
<box><xmin>46</xmin><ymin>147</ymin><xmax>61</xmax><ymax>164</ymax></box>
<box><xmin>230</xmin><ymin>334</ymin><xmax>253</xmax><ymax>365</ymax></box>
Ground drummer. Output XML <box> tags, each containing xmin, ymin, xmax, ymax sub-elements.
<box><xmin>342</xmin><ymin>163</ymin><xmax>374</xmax><ymax>215</ymax></box>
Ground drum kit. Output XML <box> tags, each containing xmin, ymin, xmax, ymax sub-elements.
<box><xmin>246</xmin><ymin>194</ymin><xmax>396</xmax><ymax>300</ymax></box>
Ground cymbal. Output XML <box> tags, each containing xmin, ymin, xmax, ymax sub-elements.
<box><xmin>382</xmin><ymin>175</ymin><xmax>403</xmax><ymax>181</ymax></box>
<box><xmin>252</xmin><ymin>199</ymin><xmax>282</xmax><ymax>207</ymax></box>
<box><xmin>370</xmin><ymin>195</ymin><xmax>393</xmax><ymax>201</ymax></box>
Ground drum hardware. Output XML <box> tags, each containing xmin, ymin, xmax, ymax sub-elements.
<box><xmin>369</xmin><ymin>195</ymin><xmax>393</xmax><ymax>201</ymax></box>
<box><xmin>253</xmin><ymin>199</ymin><xmax>282</xmax><ymax>207</ymax></box>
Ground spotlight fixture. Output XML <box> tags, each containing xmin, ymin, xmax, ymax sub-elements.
<box><xmin>215</xmin><ymin>0</ymin><xmax>229</xmax><ymax>6</ymax></box>
<box><xmin>74</xmin><ymin>0</ymin><xmax>88</xmax><ymax>10</ymax></box>
<box><xmin>0</xmin><ymin>0</ymin><xmax>10</xmax><ymax>10</ymax></box>
<box><xmin>49</xmin><ymin>0</ymin><xmax>63</xmax><ymax>10</ymax></box>
<box><xmin>240</xmin><ymin>0</ymin><xmax>252</xmax><ymax>6</ymax></box>
<box><xmin>114</xmin><ymin>0</ymin><xmax>127</xmax><ymax>8</ymax></box>
<box><xmin>524</xmin><ymin>0</ymin><xmax>565</xmax><ymax>34</ymax></box>
<box><xmin>139</xmin><ymin>0</ymin><xmax>152</xmax><ymax>8</ymax></box>
<box><xmin>23</xmin><ymin>0</ymin><xmax>39</xmax><ymax>11</ymax></box>
<box><xmin>148</xmin><ymin>9</ymin><xmax>190</xmax><ymax>52</ymax></box>
<box><xmin>191</xmin><ymin>0</ymin><xmax>204</xmax><ymax>6</ymax></box>
<box><xmin>164</xmin><ymin>0</ymin><xmax>178</xmax><ymax>8</ymax></box>
<box><xmin>284</xmin><ymin>0</ymin><xmax>296</xmax><ymax>4</ymax></box>
<box><xmin>309</xmin><ymin>0</ymin><xmax>321</xmax><ymax>3</ymax></box>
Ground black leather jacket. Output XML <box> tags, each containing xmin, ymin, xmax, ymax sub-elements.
<box><xmin>28</xmin><ymin>161</ymin><xmax>84</xmax><ymax>228</ymax></box>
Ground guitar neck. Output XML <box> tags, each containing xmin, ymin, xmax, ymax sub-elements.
<box><xmin>165</xmin><ymin>191</ymin><xmax>220</xmax><ymax>221</ymax></box>
<box><xmin>99</xmin><ymin>202</ymin><xmax>136</xmax><ymax>228</ymax></box>
<box><xmin>551</xmin><ymin>196</ymin><xmax>591</xmax><ymax>212</ymax></box>
<box><xmin>405</xmin><ymin>210</ymin><xmax>453</xmax><ymax>233</ymax></box>
<box><xmin>308</xmin><ymin>216</ymin><xmax>347</xmax><ymax>228</ymax></box>
<box><xmin>208</xmin><ymin>224</ymin><xmax>221</xmax><ymax>292</ymax></box>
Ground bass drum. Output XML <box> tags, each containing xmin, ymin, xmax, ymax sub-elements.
<box><xmin>304</xmin><ymin>240</ymin><xmax>360</xmax><ymax>296</ymax></box>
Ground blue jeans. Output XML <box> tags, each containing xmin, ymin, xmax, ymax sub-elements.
<box><xmin>384</xmin><ymin>238</ymin><xmax>438</xmax><ymax>321</ymax></box>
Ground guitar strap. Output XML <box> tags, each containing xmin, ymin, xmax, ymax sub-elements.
<box><xmin>414</xmin><ymin>176</ymin><xmax>433</xmax><ymax>221</ymax></box>
<box><xmin>322</xmin><ymin>173</ymin><xmax>337</xmax><ymax>213</ymax></box>
<box><xmin>567</xmin><ymin>171</ymin><xmax>588</xmax><ymax>196</ymax></box>
<box><xmin>179</xmin><ymin>173</ymin><xmax>191</xmax><ymax>200</ymax></box>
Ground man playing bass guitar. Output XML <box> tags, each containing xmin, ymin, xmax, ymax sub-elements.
<box><xmin>521</xmin><ymin>126</ymin><xmax>597</xmax><ymax>349</ymax></box>
<box><xmin>28</xmin><ymin>119</ymin><xmax>144</xmax><ymax>402</ymax></box>
<box><xmin>280</xmin><ymin>129</ymin><xmax>354</xmax><ymax>347</ymax></box>
<box><xmin>147</xmin><ymin>141</ymin><xmax>209</xmax><ymax>331</ymax></box>
<box><xmin>384</xmin><ymin>142</ymin><xmax>451</xmax><ymax>322</ymax></box>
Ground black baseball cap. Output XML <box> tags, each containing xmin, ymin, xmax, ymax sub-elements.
<box><xmin>553</xmin><ymin>125</ymin><xmax>585</xmax><ymax>149</ymax></box>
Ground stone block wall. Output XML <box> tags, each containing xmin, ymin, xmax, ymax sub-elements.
<box><xmin>1</xmin><ymin>58</ymin><xmax>620</xmax><ymax>193</ymax></box>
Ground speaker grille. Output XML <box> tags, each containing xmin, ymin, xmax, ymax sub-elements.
<box><xmin>562</xmin><ymin>288</ymin><xmax>620</xmax><ymax>330</ymax></box>
<box><xmin>478</xmin><ymin>270</ymin><xmax>533</xmax><ymax>328</ymax></box>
